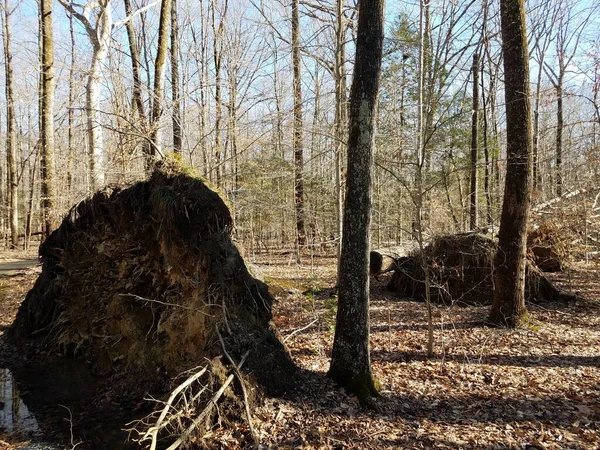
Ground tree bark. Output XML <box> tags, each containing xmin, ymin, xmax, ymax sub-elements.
<box><xmin>481</xmin><ymin>0</ymin><xmax>492</xmax><ymax>225</ymax></box>
<box><xmin>328</xmin><ymin>0</ymin><xmax>384</xmax><ymax>406</ymax></box>
<box><xmin>415</xmin><ymin>0</ymin><xmax>434</xmax><ymax>357</ymax></box>
<box><xmin>334</xmin><ymin>0</ymin><xmax>347</xmax><ymax>275</ymax></box>
<box><xmin>123</xmin><ymin>0</ymin><xmax>150</xmax><ymax>160</ymax></box>
<box><xmin>532</xmin><ymin>48</ymin><xmax>548</xmax><ymax>192</ymax></box>
<box><xmin>210</xmin><ymin>0</ymin><xmax>227</xmax><ymax>187</ymax></box>
<box><xmin>2</xmin><ymin>0</ymin><xmax>19</xmax><ymax>247</ymax></box>
<box><xmin>469</xmin><ymin>52</ymin><xmax>479</xmax><ymax>231</ymax></box>
<box><xmin>40</xmin><ymin>0</ymin><xmax>57</xmax><ymax>237</ymax></box>
<box><xmin>171</xmin><ymin>0</ymin><xmax>182</xmax><ymax>154</ymax></box>
<box><xmin>25</xmin><ymin>143</ymin><xmax>40</xmax><ymax>249</ymax></box>
<box><xmin>555</xmin><ymin>80</ymin><xmax>563</xmax><ymax>196</ymax></box>
<box><xmin>150</xmin><ymin>0</ymin><xmax>172</xmax><ymax>160</ymax></box>
<box><xmin>291</xmin><ymin>0</ymin><xmax>306</xmax><ymax>249</ymax></box>
<box><xmin>67</xmin><ymin>10</ymin><xmax>75</xmax><ymax>193</ymax></box>
<box><xmin>489</xmin><ymin>0</ymin><xmax>532</xmax><ymax>328</ymax></box>
<box><xmin>370</xmin><ymin>244</ymin><xmax>418</xmax><ymax>276</ymax></box>
<box><xmin>481</xmin><ymin>63</ymin><xmax>492</xmax><ymax>225</ymax></box>
<box><xmin>87</xmin><ymin>34</ymin><xmax>108</xmax><ymax>189</ymax></box>
<box><xmin>0</xmin><ymin>96</ymin><xmax>4</xmax><ymax>240</ymax></box>
<box><xmin>227</xmin><ymin>63</ymin><xmax>238</xmax><ymax>204</ymax></box>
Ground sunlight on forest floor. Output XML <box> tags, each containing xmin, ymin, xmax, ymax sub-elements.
<box><xmin>253</xmin><ymin>254</ymin><xmax>600</xmax><ymax>449</ymax></box>
<box><xmin>0</xmin><ymin>251</ymin><xmax>599</xmax><ymax>449</ymax></box>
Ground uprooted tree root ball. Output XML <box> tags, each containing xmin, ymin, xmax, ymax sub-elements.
<box><xmin>8</xmin><ymin>162</ymin><xmax>296</xmax><ymax>448</ymax></box>
<box><xmin>387</xmin><ymin>233</ymin><xmax>580</xmax><ymax>306</ymax></box>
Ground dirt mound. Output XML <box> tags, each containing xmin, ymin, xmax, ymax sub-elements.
<box><xmin>388</xmin><ymin>233</ymin><xmax>578</xmax><ymax>306</ymax></box>
<box><xmin>8</xmin><ymin>162</ymin><xmax>296</xmax><ymax>446</ymax></box>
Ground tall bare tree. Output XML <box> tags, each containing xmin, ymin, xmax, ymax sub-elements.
<box><xmin>489</xmin><ymin>0</ymin><xmax>532</xmax><ymax>327</ymax></box>
<box><xmin>211</xmin><ymin>0</ymin><xmax>228</xmax><ymax>186</ymax></box>
<box><xmin>543</xmin><ymin>1</ymin><xmax>590</xmax><ymax>197</ymax></box>
<box><xmin>40</xmin><ymin>0</ymin><xmax>57</xmax><ymax>237</ymax></box>
<box><xmin>66</xmin><ymin>10</ymin><xmax>76</xmax><ymax>193</ymax></box>
<box><xmin>58</xmin><ymin>0</ymin><xmax>111</xmax><ymax>190</ymax></box>
<box><xmin>529</xmin><ymin>0</ymin><xmax>555</xmax><ymax>192</ymax></box>
<box><xmin>123</xmin><ymin>0</ymin><xmax>149</xmax><ymax>160</ymax></box>
<box><xmin>291</xmin><ymin>0</ymin><xmax>306</xmax><ymax>250</ymax></box>
<box><xmin>59</xmin><ymin>0</ymin><xmax>157</xmax><ymax>187</ymax></box>
<box><xmin>328</xmin><ymin>0</ymin><xmax>384</xmax><ymax>405</ymax></box>
<box><xmin>2</xmin><ymin>0</ymin><xmax>19</xmax><ymax>247</ymax></box>
<box><xmin>171</xmin><ymin>0</ymin><xmax>182</xmax><ymax>154</ymax></box>
<box><xmin>334</xmin><ymin>0</ymin><xmax>347</xmax><ymax>270</ymax></box>
<box><xmin>469</xmin><ymin>52</ymin><xmax>479</xmax><ymax>230</ymax></box>
<box><xmin>149</xmin><ymin>0</ymin><xmax>172</xmax><ymax>160</ymax></box>
<box><xmin>414</xmin><ymin>0</ymin><xmax>434</xmax><ymax>357</ymax></box>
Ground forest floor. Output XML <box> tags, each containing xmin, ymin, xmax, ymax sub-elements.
<box><xmin>0</xmin><ymin>249</ymin><xmax>599</xmax><ymax>449</ymax></box>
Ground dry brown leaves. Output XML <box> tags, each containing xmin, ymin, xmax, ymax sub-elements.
<box><xmin>1</xmin><ymin>251</ymin><xmax>599</xmax><ymax>449</ymax></box>
<box><xmin>248</xmin><ymin>254</ymin><xmax>600</xmax><ymax>449</ymax></box>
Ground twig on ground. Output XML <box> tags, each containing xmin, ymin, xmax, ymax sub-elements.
<box><xmin>59</xmin><ymin>404</ymin><xmax>82</xmax><ymax>449</ymax></box>
<box><xmin>283</xmin><ymin>318</ymin><xmax>319</xmax><ymax>343</ymax></box>
<box><xmin>142</xmin><ymin>365</ymin><xmax>209</xmax><ymax>450</ymax></box>
<box><xmin>217</xmin><ymin>327</ymin><xmax>259</xmax><ymax>447</ymax></box>
<box><xmin>166</xmin><ymin>350</ymin><xmax>250</xmax><ymax>450</ymax></box>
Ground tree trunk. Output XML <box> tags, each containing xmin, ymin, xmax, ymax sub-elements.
<box><xmin>87</xmin><ymin>39</ymin><xmax>108</xmax><ymax>190</ymax></box>
<box><xmin>123</xmin><ymin>0</ymin><xmax>150</xmax><ymax>161</ymax></box>
<box><xmin>370</xmin><ymin>244</ymin><xmax>419</xmax><ymax>276</ymax></box>
<box><xmin>67</xmin><ymin>10</ymin><xmax>75</xmax><ymax>193</ymax></box>
<box><xmin>211</xmin><ymin>0</ymin><xmax>227</xmax><ymax>187</ymax></box>
<box><xmin>334</xmin><ymin>0</ymin><xmax>347</xmax><ymax>276</ymax></box>
<box><xmin>25</xmin><ymin>143</ymin><xmax>40</xmax><ymax>249</ymax></box>
<box><xmin>555</xmin><ymin>80</ymin><xmax>563</xmax><ymax>197</ymax></box>
<box><xmin>0</xmin><ymin>97</ymin><xmax>4</xmax><ymax>242</ymax></box>
<box><xmin>532</xmin><ymin>51</ymin><xmax>546</xmax><ymax>192</ymax></box>
<box><xmin>150</xmin><ymin>0</ymin><xmax>172</xmax><ymax>161</ymax></box>
<box><xmin>469</xmin><ymin>52</ymin><xmax>479</xmax><ymax>231</ymax></box>
<box><xmin>2</xmin><ymin>0</ymin><xmax>19</xmax><ymax>247</ymax></box>
<box><xmin>40</xmin><ymin>0</ymin><xmax>57</xmax><ymax>237</ymax></box>
<box><xmin>328</xmin><ymin>0</ymin><xmax>384</xmax><ymax>406</ymax></box>
<box><xmin>489</xmin><ymin>0</ymin><xmax>532</xmax><ymax>328</ymax></box>
<box><xmin>481</xmin><ymin>0</ymin><xmax>492</xmax><ymax>225</ymax></box>
<box><xmin>291</xmin><ymin>0</ymin><xmax>305</xmax><ymax>250</ymax></box>
<box><xmin>272</xmin><ymin>32</ymin><xmax>283</xmax><ymax>160</ymax></box>
<box><xmin>171</xmin><ymin>0</ymin><xmax>182</xmax><ymax>154</ymax></box>
<box><xmin>415</xmin><ymin>0</ymin><xmax>434</xmax><ymax>357</ymax></box>
<box><xmin>228</xmin><ymin>67</ymin><xmax>238</xmax><ymax>207</ymax></box>
<box><xmin>197</xmin><ymin>0</ymin><xmax>209</xmax><ymax>177</ymax></box>
<box><xmin>481</xmin><ymin>64</ymin><xmax>492</xmax><ymax>225</ymax></box>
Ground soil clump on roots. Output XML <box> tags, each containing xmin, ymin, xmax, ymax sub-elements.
<box><xmin>7</xmin><ymin>162</ymin><xmax>296</xmax><ymax>448</ymax></box>
<box><xmin>388</xmin><ymin>233</ymin><xmax>579</xmax><ymax>306</ymax></box>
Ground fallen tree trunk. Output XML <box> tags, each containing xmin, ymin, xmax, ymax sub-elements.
<box><xmin>532</xmin><ymin>188</ymin><xmax>587</xmax><ymax>213</ymax></box>
<box><xmin>387</xmin><ymin>233</ymin><xmax>580</xmax><ymax>306</ymax></box>
<box><xmin>369</xmin><ymin>243</ymin><xmax>419</xmax><ymax>275</ymax></box>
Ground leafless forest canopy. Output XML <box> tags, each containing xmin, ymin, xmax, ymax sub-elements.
<box><xmin>0</xmin><ymin>0</ymin><xmax>599</xmax><ymax>253</ymax></box>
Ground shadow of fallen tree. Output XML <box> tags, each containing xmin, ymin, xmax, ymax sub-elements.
<box><xmin>371</xmin><ymin>350</ymin><xmax>600</xmax><ymax>368</ymax></box>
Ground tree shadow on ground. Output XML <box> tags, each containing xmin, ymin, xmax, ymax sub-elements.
<box><xmin>378</xmin><ymin>390</ymin><xmax>600</xmax><ymax>426</ymax></box>
<box><xmin>370</xmin><ymin>321</ymin><xmax>490</xmax><ymax>333</ymax></box>
<box><xmin>370</xmin><ymin>350</ymin><xmax>600</xmax><ymax>368</ymax></box>
<box><xmin>288</xmin><ymin>367</ymin><xmax>599</xmax><ymax>431</ymax></box>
